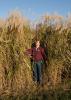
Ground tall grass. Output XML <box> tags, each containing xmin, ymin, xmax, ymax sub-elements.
<box><xmin>0</xmin><ymin>11</ymin><xmax>71</xmax><ymax>99</ymax></box>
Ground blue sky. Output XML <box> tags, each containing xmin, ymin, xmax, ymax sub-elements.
<box><xmin>0</xmin><ymin>0</ymin><xmax>71</xmax><ymax>21</ymax></box>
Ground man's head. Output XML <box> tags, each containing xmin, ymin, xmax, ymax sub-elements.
<box><xmin>35</xmin><ymin>40</ymin><xmax>40</xmax><ymax>48</ymax></box>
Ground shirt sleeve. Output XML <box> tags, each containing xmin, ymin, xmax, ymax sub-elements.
<box><xmin>24</xmin><ymin>48</ymin><xmax>32</xmax><ymax>56</ymax></box>
<box><xmin>41</xmin><ymin>48</ymin><xmax>47</xmax><ymax>61</ymax></box>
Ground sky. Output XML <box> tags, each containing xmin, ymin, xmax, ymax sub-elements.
<box><xmin>0</xmin><ymin>0</ymin><xmax>71</xmax><ymax>21</ymax></box>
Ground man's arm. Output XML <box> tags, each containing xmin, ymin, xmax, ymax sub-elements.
<box><xmin>24</xmin><ymin>48</ymin><xmax>32</xmax><ymax>57</ymax></box>
<box><xmin>41</xmin><ymin>48</ymin><xmax>47</xmax><ymax>61</ymax></box>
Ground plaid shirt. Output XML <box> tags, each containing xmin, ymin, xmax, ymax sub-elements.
<box><xmin>25</xmin><ymin>46</ymin><xmax>47</xmax><ymax>62</ymax></box>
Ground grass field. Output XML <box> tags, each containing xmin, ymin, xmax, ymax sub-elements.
<box><xmin>0</xmin><ymin>11</ymin><xmax>71</xmax><ymax>99</ymax></box>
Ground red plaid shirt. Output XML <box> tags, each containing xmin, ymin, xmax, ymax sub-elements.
<box><xmin>25</xmin><ymin>46</ymin><xmax>47</xmax><ymax>62</ymax></box>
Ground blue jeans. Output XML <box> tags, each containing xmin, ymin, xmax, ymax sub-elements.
<box><xmin>33</xmin><ymin>60</ymin><xmax>44</xmax><ymax>84</ymax></box>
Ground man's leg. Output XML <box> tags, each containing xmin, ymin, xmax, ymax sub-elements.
<box><xmin>33</xmin><ymin>62</ymin><xmax>38</xmax><ymax>82</ymax></box>
<box><xmin>37</xmin><ymin>60</ymin><xmax>43</xmax><ymax>84</ymax></box>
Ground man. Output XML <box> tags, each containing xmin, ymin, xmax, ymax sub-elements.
<box><xmin>24</xmin><ymin>40</ymin><xmax>47</xmax><ymax>85</ymax></box>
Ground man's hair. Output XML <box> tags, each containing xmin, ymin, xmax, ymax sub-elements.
<box><xmin>35</xmin><ymin>39</ymin><xmax>40</xmax><ymax>43</ymax></box>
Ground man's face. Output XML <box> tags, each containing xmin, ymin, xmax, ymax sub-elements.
<box><xmin>36</xmin><ymin>41</ymin><xmax>40</xmax><ymax>47</ymax></box>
